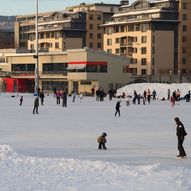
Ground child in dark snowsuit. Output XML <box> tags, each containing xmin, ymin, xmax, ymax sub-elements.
<box><xmin>97</xmin><ymin>132</ymin><xmax>107</xmax><ymax>150</ymax></box>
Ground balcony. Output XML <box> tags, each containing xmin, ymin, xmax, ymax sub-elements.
<box><xmin>11</xmin><ymin>71</ymin><xmax>35</xmax><ymax>78</ymax></box>
<box><xmin>120</xmin><ymin>42</ymin><xmax>133</xmax><ymax>47</ymax></box>
<box><xmin>41</xmin><ymin>71</ymin><xmax>67</xmax><ymax>76</ymax></box>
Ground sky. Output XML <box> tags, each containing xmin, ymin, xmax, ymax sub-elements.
<box><xmin>0</xmin><ymin>0</ymin><xmax>135</xmax><ymax>16</ymax></box>
<box><xmin>0</xmin><ymin>83</ymin><xmax>191</xmax><ymax>190</ymax></box>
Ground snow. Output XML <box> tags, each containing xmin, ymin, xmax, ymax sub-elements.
<box><xmin>0</xmin><ymin>83</ymin><xmax>191</xmax><ymax>191</ymax></box>
<box><xmin>117</xmin><ymin>83</ymin><xmax>191</xmax><ymax>99</ymax></box>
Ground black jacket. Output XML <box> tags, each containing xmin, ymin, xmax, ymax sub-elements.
<box><xmin>176</xmin><ymin>121</ymin><xmax>187</xmax><ymax>138</ymax></box>
<box><xmin>115</xmin><ymin>101</ymin><xmax>121</xmax><ymax>110</ymax></box>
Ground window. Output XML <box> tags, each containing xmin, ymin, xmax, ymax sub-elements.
<box><xmin>141</xmin><ymin>58</ymin><xmax>147</xmax><ymax>65</ymax></box>
<box><xmin>115</xmin><ymin>49</ymin><xmax>120</xmax><ymax>54</ymax></box>
<box><xmin>89</xmin><ymin>33</ymin><xmax>93</xmax><ymax>39</ymax></box>
<box><xmin>141</xmin><ymin>36</ymin><xmax>147</xmax><ymax>43</ymax></box>
<box><xmin>97</xmin><ymin>15</ymin><xmax>102</xmax><ymax>20</ymax></box>
<box><xmin>114</xmin><ymin>26</ymin><xmax>119</xmax><ymax>33</ymax></box>
<box><xmin>81</xmin><ymin>80</ymin><xmax>92</xmax><ymax>85</ymax></box>
<box><xmin>107</xmin><ymin>49</ymin><xmax>112</xmax><ymax>54</ymax></box>
<box><xmin>89</xmin><ymin>24</ymin><xmax>93</xmax><ymax>30</ymax></box>
<box><xmin>183</xmin><ymin>14</ymin><xmax>187</xmax><ymax>20</ymax></box>
<box><xmin>183</xmin><ymin>3</ymin><xmax>187</xmax><ymax>9</ymax></box>
<box><xmin>97</xmin><ymin>43</ymin><xmax>101</xmax><ymax>49</ymax></box>
<box><xmin>121</xmin><ymin>26</ymin><xmax>125</xmax><ymax>32</ymax></box>
<box><xmin>55</xmin><ymin>32</ymin><xmax>60</xmax><ymax>39</ymax></box>
<box><xmin>106</xmin><ymin>28</ymin><xmax>113</xmax><ymax>35</ymax></box>
<box><xmin>131</xmin><ymin>68</ymin><xmax>137</xmax><ymax>75</ymax></box>
<box><xmin>55</xmin><ymin>42</ymin><xmax>59</xmax><ymax>49</ymax></box>
<box><xmin>152</xmin><ymin>57</ymin><xmax>155</xmax><ymax>66</ymax></box>
<box><xmin>97</xmin><ymin>24</ymin><xmax>101</xmax><ymax>30</ymax></box>
<box><xmin>182</xmin><ymin>36</ymin><xmax>186</xmax><ymax>42</ymax></box>
<box><xmin>135</xmin><ymin>24</ymin><xmax>140</xmax><ymax>31</ymax></box>
<box><xmin>43</xmin><ymin>63</ymin><xmax>67</xmax><ymax>72</ymax></box>
<box><xmin>97</xmin><ymin>33</ymin><xmax>101</xmax><ymax>39</ymax></box>
<box><xmin>183</xmin><ymin>25</ymin><xmax>187</xmax><ymax>31</ymax></box>
<box><xmin>130</xmin><ymin>58</ymin><xmax>137</xmax><ymax>64</ymax></box>
<box><xmin>182</xmin><ymin>47</ymin><xmax>186</xmax><ymax>53</ymax></box>
<box><xmin>141</xmin><ymin>69</ymin><xmax>147</xmax><ymax>75</ymax></box>
<box><xmin>107</xmin><ymin>39</ymin><xmax>112</xmax><ymax>46</ymax></box>
<box><xmin>115</xmin><ymin>38</ymin><xmax>119</xmax><ymax>43</ymax></box>
<box><xmin>89</xmin><ymin>42</ymin><xmax>93</xmax><ymax>48</ymax></box>
<box><xmin>42</xmin><ymin>81</ymin><xmax>68</xmax><ymax>91</ymax></box>
<box><xmin>86</xmin><ymin>65</ymin><xmax>97</xmax><ymax>72</ymax></box>
<box><xmin>141</xmin><ymin>47</ymin><xmax>147</xmax><ymax>54</ymax></box>
<box><xmin>152</xmin><ymin>35</ymin><xmax>155</xmax><ymax>43</ymax></box>
<box><xmin>30</xmin><ymin>44</ymin><xmax>34</xmax><ymax>50</ymax></box>
<box><xmin>152</xmin><ymin>47</ymin><xmax>155</xmax><ymax>54</ymax></box>
<box><xmin>89</xmin><ymin>14</ymin><xmax>93</xmax><ymax>20</ymax></box>
<box><xmin>182</xmin><ymin>58</ymin><xmax>186</xmax><ymax>64</ymax></box>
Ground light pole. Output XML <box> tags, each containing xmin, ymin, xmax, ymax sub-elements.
<box><xmin>169</xmin><ymin>69</ymin><xmax>172</xmax><ymax>84</ymax></box>
<box><xmin>178</xmin><ymin>69</ymin><xmax>181</xmax><ymax>83</ymax></box>
<box><xmin>34</xmin><ymin>0</ymin><xmax>39</xmax><ymax>95</ymax></box>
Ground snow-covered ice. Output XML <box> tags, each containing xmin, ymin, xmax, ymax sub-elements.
<box><xmin>0</xmin><ymin>83</ymin><xmax>191</xmax><ymax>191</ymax></box>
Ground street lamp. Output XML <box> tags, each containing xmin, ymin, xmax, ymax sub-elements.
<box><xmin>34</xmin><ymin>0</ymin><xmax>39</xmax><ymax>95</ymax></box>
<box><xmin>169</xmin><ymin>69</ymin><xmax>172</xmax><ymax>84</ymax></box>
<box><xmin>178</xmin><ymin>69</ymin><xmax>181</xmax><ymax>83</ymax></box>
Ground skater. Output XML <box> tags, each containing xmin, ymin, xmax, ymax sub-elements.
<box><xmin>56</xmin><ymin>90</ymin><xmax>61</xmax><ymax>105</ymax></box>
<box><xmin>19</xmin><ymin>96</ymin><xmax>23</xmax><ymax>106</ymax></box>
<box><xmin>174</xmin><ymin>117</ymin><xmax>187</xmax><ymax>158</ymax></box>
<box><xmin>79</xmin><ymin>92</ymin><xmax>83</xmax><ymax>101</ymax></box>
<box><xmin>170</xmin><ymin>95</ymin><xmax>175</xmax><ymax>107</ymax></box>
<box><xmin>33</xmin><ymin>97</ymin><xmax>39</xmax><ymax>114</ymax></box>
<box><xmin>115</xmin><ymin>100</ymin><xmax>121</xmax><ymax>117</ymax></box>
<box><xmin>125</xmin><ymin>95</ymin><xmax>130</xmax><ymax>106</ymax></box>
<box><xmin>72</xmin><ymin>91</ymin><xmax>76</xmax><ymax>102</ymax></box>
<box><xmin>62</xmin><ymin>90</ymin><xmax>67</xmax><ymax>107</ymax></box>
<box><xmin>39</xmin><ymin>91</ymin><xmax>45</xmax><ymax>105</ymax></box>
<box><xmin>97</xmin><ymin>132</ymin><xmax>107</xmax><ymax>150</ymax></box>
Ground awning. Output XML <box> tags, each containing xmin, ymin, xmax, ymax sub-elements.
<box><xmin>67</xmin><ymin>64</ymin><xmax>86</xmax><ymax>69</ymax></box>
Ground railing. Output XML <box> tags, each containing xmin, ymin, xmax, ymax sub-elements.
<box><xmin>41</xmin><ymin>71</ymin><xmax>67</xmax><ymax>76</ymax></box>
<box><xmin>120</xmin><ymin>42</ymin><xmax>133</xmax><ymax>47</ymax></box>
<box><xmin>11</xmin><ymin>71</ymin><xmax>35</xmax><ymax>77</ymax></box>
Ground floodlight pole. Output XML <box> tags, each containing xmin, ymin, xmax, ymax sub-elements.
<box><xmin>34</xmin><ymin>0</ymin><xmax>39</xmax><ymax>96</ymax></box>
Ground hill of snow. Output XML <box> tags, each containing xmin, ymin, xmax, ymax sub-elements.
<box><xmin>117</xmin><ymin>83</ymin><xmax>191</xmax><ymax>99</ymax></box>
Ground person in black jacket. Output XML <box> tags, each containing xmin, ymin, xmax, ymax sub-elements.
<box><xmin>39</xmin><ymin>91</ymin><xmax>45</xmax><ymax>105</ymax></box>
<box><xmin>174</xmin><ymin>117</ymin><xmax>187</xmax><ymax>158</ymax></box>
<box><xmin>115</xmin><ymin>100</ymin><xmax>121</xmax><ymax>117</ymax></box>
<box><xmin>33</xmin><ymin>97</ymin><xmax>39</xmax><ymax>114</ymax></box>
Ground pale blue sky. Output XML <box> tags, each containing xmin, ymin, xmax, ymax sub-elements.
<box><xmin>1</xmin><ymin>0</ymin><xmax>134</xmax><ymax>16</ymax></box>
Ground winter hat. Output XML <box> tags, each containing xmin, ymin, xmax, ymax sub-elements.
<box><xmin>174</xmin><ymin>117</ymin><xmax>179</xmax><ymax>122</ymax></box>
<box><xmin>102</xmin><ymin>132</ymin><xmax>107</xmax><ymax>137</ymax></box>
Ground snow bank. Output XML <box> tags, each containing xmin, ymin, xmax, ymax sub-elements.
<box><xmin>117</xmin><ymin>83</ymin><xmax>191</xmax><ymax>99</ymax></box>
<box><xmin>0</xmin><ymin>145</ymin><xmax>191</xmax><ymax>191</ymax></box>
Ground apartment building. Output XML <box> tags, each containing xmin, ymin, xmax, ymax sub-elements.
<box><xmin>0</xmin><ymin>16</ymin><xmax>15</xmax><ymax>49</ymax></box>
<box><xmin>102</xmin><ymin>0</ymin><xmax>191</xmax><ymax>83</ymax></box>
<box><xmin>4</xmin><ymin>48</ymin><xmax>131</xmax><ymax>93</ymax></box>
<box><xmin>15</xmin><ymin>11</ymin><xmax>86</xmax><ymax>52</ymax></box>
<box><xmin>66</xmin><ymin>3</ymin><xmax>120</xmax><ymax>50</ymax></box>
<box><xmin>178</xmin><ymin>0</ymin><xmax>191</xmax><ymax>82</ymax></box>
<box><xmin>14</xmin><ymin>2</ymin><xmax>120</xmax><ymax>52</ymax></box>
